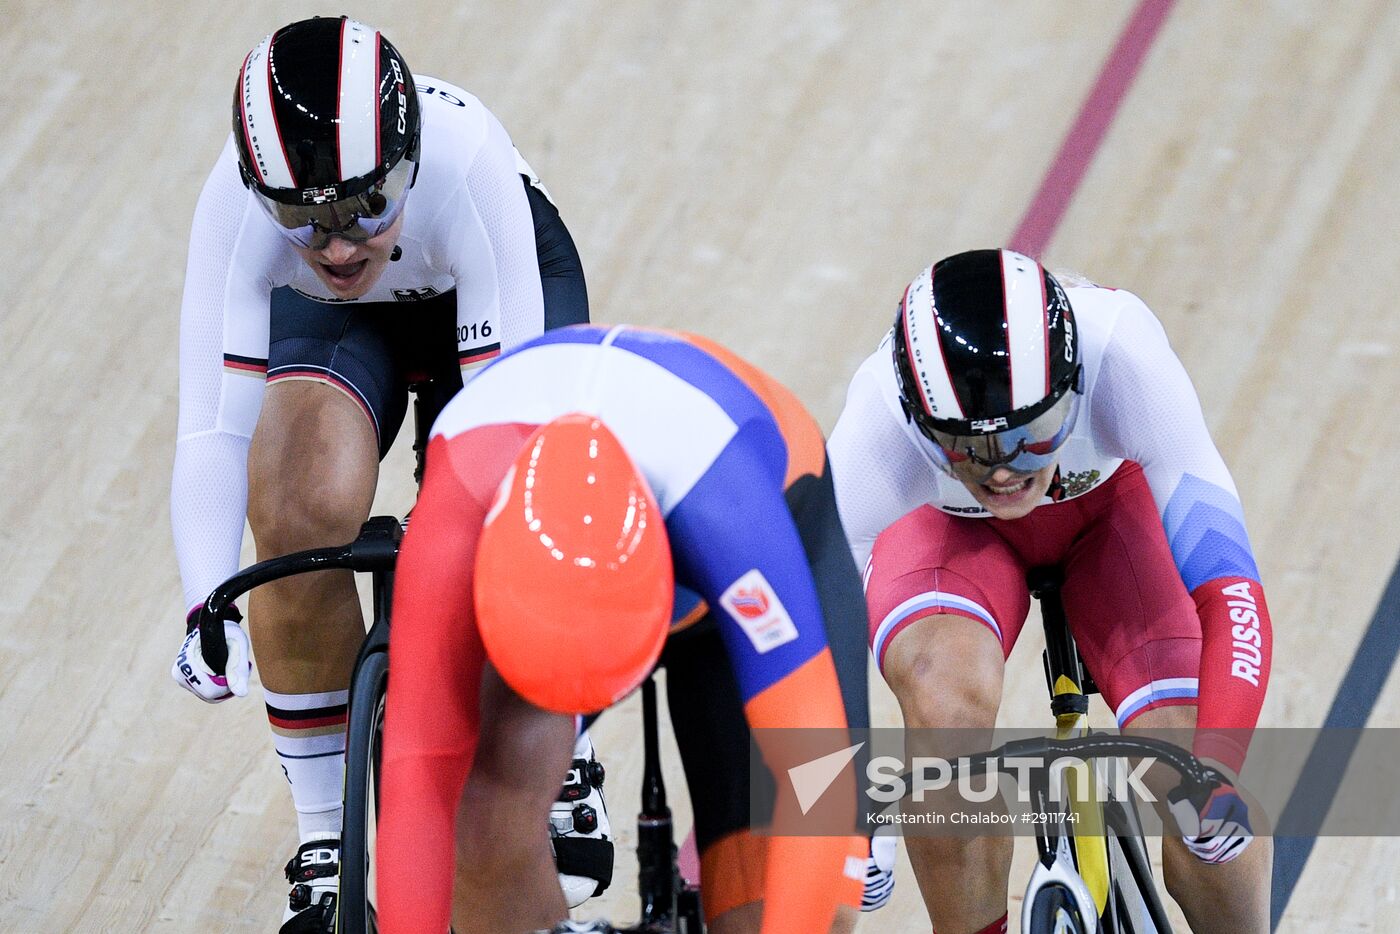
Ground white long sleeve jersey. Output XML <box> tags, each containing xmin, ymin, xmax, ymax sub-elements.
<box><xmin>172</xmin><ymin>77</ymin><xmax>546</xmax><ymax>612</ymax></box>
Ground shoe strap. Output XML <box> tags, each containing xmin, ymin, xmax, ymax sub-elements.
<box><xmin>284</xmin><ymin>839</ymin><xmax>341</xmax><ymax>884</ymax></box>
<box><xmin>552</xmin><ymin>836</ymin><xmax>615</xmax><ymax>895</ymax></box>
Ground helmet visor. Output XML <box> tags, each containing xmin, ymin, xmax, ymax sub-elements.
<box><xmin>925</xmin><ymin>388</ymin><xmax>1081</xmax><ymax>478</ymax></box>
<box><xmin>252</xmin><ymin>155</ymin><xmax>416</xmax><ymax>249</ymax></box>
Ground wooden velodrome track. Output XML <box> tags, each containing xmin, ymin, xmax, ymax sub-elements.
<box><xmin>2</xmin><ymin>0</ymin><xmax>1397</xmax><ymax>930</ymax></box>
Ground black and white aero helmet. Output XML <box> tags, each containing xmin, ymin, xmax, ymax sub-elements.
<box><xmin>892</xmin><ymin>248</ymin><xmax>1083</xmax><ymax>474</ymax></box>
<box><xmin>232</xmin><ymin>16</ymin><xmax>422</xmax><ymax>248</ymax></box>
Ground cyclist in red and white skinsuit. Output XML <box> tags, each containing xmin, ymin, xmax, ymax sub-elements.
<box><xmin>828</xmin><ymin>249</ymin><xmax>1272</xmax><ymax>934</ymax></box>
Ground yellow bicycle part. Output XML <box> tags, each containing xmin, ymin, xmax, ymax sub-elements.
<box><xmin>1052</xmin><ymin>676</ymin><xmax>1110</xmax><ymax>916</ymax></box>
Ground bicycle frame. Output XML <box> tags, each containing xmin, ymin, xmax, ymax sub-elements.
<box><xmin>1030</xmin><ymin>567</ymin><xmax>1113</xmax><ymax>918</ymax></box>
<box><xmin>872</xmin><ymin>731</ymin><xmax>1219</xmax><ymax>934</ymax></box>
<box><xmin>1029</xmin><ymin>567</ymin><xmax>1178</xmax><ymax>934</ymax></box>
<box><xmin>868</xmin><ymin>571</ymin><xmax>1226</xmax><ymax>933</ymax></box>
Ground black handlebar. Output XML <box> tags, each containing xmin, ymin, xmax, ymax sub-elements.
<box><xmin>195</xmin><ymin>516</ymin><xmax>403</xmax><ymax>673</ymax></box>
<box><xmin>877</xmin><ymin>731</ymin><xmax>1227</xmax><ymax>816</ymax></box>
<box><xmin>998</xmin><ymin>733</ymin><xmax>1224</xmax><ymax>792</ymax></box>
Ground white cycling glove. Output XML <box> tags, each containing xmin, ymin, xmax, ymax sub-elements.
<box><xmin>860</xmin><ymin>831</ymin><xmax>897</xmax><ymax>911</ymax></box>
<box><xmin>172</xmin><ymin>605</ymin><xmax>251</xmax><ymax>703</ymax></box>
<box><xmin>1169</xmin><ymin>782</ymin><xmax>1254</xmax><ymax>864</ymax></box>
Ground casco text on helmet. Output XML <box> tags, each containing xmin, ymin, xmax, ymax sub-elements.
<box><xmin>232</xmin><ymin>16</ymin><xmax>422</xmax><ymax>247</ymax></box>
<box><xmin>892</xmin><ymin>248</ymin><xmax>1083</xmax><ymax>474</ymax></box>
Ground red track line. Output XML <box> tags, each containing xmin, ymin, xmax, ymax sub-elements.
<box><xmin>1008</xmin><ymin>0</ymin><xmax>1176</xmax><ymax>259</ymax></box>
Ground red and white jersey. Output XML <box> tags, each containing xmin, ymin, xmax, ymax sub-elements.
<box><xmin>171</xmin><ymin>77</ymin><xmax>545</xmax><ymax>612</ymax></box>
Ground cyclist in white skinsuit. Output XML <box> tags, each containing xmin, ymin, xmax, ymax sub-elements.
<box><xmin>167</xmin><ymin>17</ymin><xmax>606</xmax><ymax>930</ymax></box>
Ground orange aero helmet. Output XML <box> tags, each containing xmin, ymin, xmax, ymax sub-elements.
<box><xmin>474</xmin><ymin>414</ymin><xmax>674</xmax><ymax>714</ymax></box>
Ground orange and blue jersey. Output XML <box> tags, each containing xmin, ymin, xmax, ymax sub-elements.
<box><xmin>377</xmin><ymin>325</ymin><xmax>863</xmax><ymax>933</ymax></box>
<box><xmin>430</xmin><ymin>324</ymin><xmax>838</xmax><ymax>710</ymax></box>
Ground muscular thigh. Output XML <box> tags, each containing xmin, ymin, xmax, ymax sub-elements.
<box><xmin>249</xmin><ymin>379</ymin><xmax>379</xmax><ymax>507</ymax></box>
<box><xmin>866</xmin><ymin>505</ymin><xmax>1032</xmax><ymax>676</ymax></box>
<box><xmin>661</xmin><ymin>620</ymin><xmax>752</xmax><ymax>843</ymax></box>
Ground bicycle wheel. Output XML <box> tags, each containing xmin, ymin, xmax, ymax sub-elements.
<box><xmin>1106</xmin><ymin>833</ymin><xmax>1152</xmax><ymax>933</ymax></box>
<box><xmin>1028</xmin><ymin>882</ymin><xmax>1091</xmax><ymax>933</ymax></box>
<box><xmin>1102</xmin><ymin>792</ymin><xmax>1173</xmax><ymax>933</ymax></box>
<box><xmin>338</xmin><ymin>648</ymin><xmax>389</xmax><ymax>933</ymax></box>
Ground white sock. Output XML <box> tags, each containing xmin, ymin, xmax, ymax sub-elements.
<box><xmin>264</xmin><ymin>687</ymin><xmax>348</xmax><ymax>842</ymax></box>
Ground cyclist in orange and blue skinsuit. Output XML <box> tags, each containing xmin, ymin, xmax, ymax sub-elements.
<box><xmin>377</xmin><ymin>325</ymin><xmax>870</xmax><ymax>933</ymax></box>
